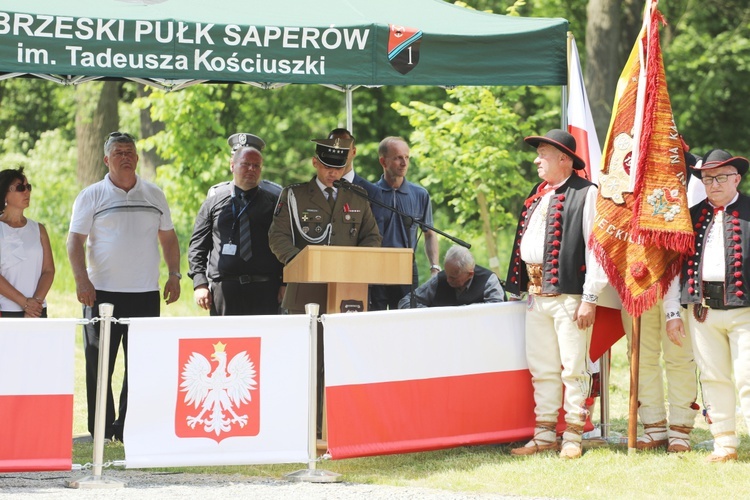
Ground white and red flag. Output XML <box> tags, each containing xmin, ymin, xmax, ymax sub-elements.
<box><xmin>567</xmin><ymin>37</ymin><xmax>602</xmax><ymax>185</ymax></box>
<box><xmin>0</xmin><ymin>320</ymin><xmax>75</xmax><ymax>472</ymax></box>
<box><xmin>323</xmin><ymin>303</ymin><xmax>535</xmax><ymax>459</ymax></box>
<box><xmin>566</xmin><ymin>36</ymin><xmax>627</xmax><ymax>361</ymax></box>
<box><xmin>125</xmin><ymin>315</ymin><xmax>310</xmax><ymax>468</ymax></box>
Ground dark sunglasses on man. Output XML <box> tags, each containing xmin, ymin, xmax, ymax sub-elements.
<box><xmin>105</xmin><ymin>131</ymin><xmax>135</xmax><ymax>144</ymax></box>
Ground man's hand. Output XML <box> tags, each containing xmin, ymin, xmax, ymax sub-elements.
<box><xmin>75</xmin><ymin>277</ymin><xmax>97</xmax><ymax>308</ymax></box>
<box><xmin>194</xmin><ymin>285</ymin><xmax>212</xmax><ymax>310</ymax></box>
<box><xmin>164</xmin><ymin>275</ymin><xmax>181</xmax><ymax>305</ymax></box>
<box><xmin>666</xmin><ymin>317</ymin><xmax>686</xmax><ymax>347</ymax></box>
<box><xmin>574</xmin><ymin>301</ymin><xmax>597</xmax><ymax>330</ymax></box>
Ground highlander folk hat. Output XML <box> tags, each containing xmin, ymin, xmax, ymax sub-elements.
<box><xmin>228</xmin><ymin>133</ymin><xmax>266</xmax><ymax>152</ymax></box>
<box><xmin>690</xmin><ymin>148</ymin><xmax>749</xmax><ymax>178</ymax></box>
<box><xmin>312</xmin><ymin>137</ymin><xmax>353</xmax><ymax>168</ymax></box>
<box><xmin>524</xmin><ymin>129</ymin><xmax>586</xmax><ymax>170</ymax></box>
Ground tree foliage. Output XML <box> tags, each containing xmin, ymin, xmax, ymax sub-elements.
<box><xmin>394</xmin><ymin>86</ymin><xmax>545</xmax><ymax>273</ymax></box>
<box><xmin>663</xmin><ymin>0</ymin><xmax>750</xmax><ymax>158</ymax></box>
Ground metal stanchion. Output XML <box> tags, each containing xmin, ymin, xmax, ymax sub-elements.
<box><xmin>67</xmin><ymin>303</ymin><xmax>125</xmax><ymax>489</ymax></box>
<box><xmin>600</xmin><ymin>352</ymin><xmax>611</xmax><ymax>439</ymax></box>
<box><xmin>285</xmin><ymin>303</ymin><xmax>341</xmax><ymax>483</ymax></box>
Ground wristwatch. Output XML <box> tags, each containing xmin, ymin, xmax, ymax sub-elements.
<box><xmin>169</xmin><ymin>272</ymin><xmax>183</xmax><ymax>280</ymax></box>
<box><xmin>430</xmin><ymin>265</ymin><xmax>441</xmax><ymax>272</ymax></box>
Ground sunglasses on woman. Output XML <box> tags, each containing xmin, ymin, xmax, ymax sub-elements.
<box><xmin>9</xmin><ymin>183</ymin><xmax>32</xmax><ymax>193</ymax></box>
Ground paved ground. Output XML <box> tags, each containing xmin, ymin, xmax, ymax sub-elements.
<box><xmin>0</xmin><ymin>470</ymin><xmax>530</xmax><ymax>500</ymax></box>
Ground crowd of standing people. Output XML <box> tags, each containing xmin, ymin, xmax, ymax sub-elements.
<box><xmin>1</xmin><ymin>126</ymin><xmax>749</xmax><ymax>464</ymax></box>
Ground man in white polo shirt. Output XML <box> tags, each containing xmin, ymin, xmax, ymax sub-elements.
<box><xmin>67</xmin><ymin>131</ymin><xmax>181</xmax><ymax>442</ymax></box>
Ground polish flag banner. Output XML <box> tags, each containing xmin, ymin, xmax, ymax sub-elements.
<box><xmin>0</xmin><ymin>319</ymin><xmax>76</xmax><ymax>472</ymax></box>
<box><xmin>323</xmin><ymin>302</ymin><xmax>534</xmax><ymax>459</ymax></box>
<box><xmin>125</xmin><ymin>315</ymin><xmax>310</xmax><ymax>468</ymax></box>
<box><xmin>567</xmin><ymin>36</ymin><xmax>627</xmax><ymax>360</ymax></box>
<box><xmin>567</xmin><ymin>37</ymin><xmax>601</xmax><ymax>185</ymax></box>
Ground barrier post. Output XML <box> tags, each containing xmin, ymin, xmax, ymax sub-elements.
<box><xmin>284</xmin><ymin>303</ymin><xmax>341</xmax><ymax>483</ymax></box>
<box><xmin>67</xmin><ymin>303</ymin><xmax>125</xmax><ymax>489</ymax></box>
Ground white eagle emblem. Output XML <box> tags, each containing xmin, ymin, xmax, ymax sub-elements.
<box><xmin>179</xmin><ymin>341</ymin><xmax>257</xmax><ymax>436</ymax></box>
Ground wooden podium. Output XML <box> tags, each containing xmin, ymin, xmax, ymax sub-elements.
<box><xmin>283</xmin><ymin>246</ymin><xmax>413</xmax><ymax>312</ymax></box>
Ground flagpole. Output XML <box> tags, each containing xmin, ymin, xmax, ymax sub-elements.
<box><xmin>628</xmin><ymin>315</ymin><xmax>641</xmax><ymax>454</ymax></box>
<box><xmin>562</xmin><ymin>32</ymin><xmax>572</xmax><ymax>128</ymax></box>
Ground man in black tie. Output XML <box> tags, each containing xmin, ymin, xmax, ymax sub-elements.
<box><xmin>188</xmin><ymin>145</ymin><xmax>284</xmax><ymax>315</ymax></box>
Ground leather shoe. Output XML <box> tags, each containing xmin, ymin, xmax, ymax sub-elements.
<box><xmin>510</xmin><ymin>441</ymin><xmax>558</xmax><ymax>456</ymax></box>
<box><xmin>706</xmin><ymin>452</ymin><xmax>738</xmax><ymax>463</ymax></box>
<box><xmin>560</xmin><ymin>441</ymin><xmax>582</xmax><ymax>459</ymax></box>
<box><xmin>667</xmin><ymin>442</ymin><xmax>691</xmax><ymax>453</ymax></box>
<box><xmin>637</xmin><ymin>438</ymin><xmax>667</xmax><ymax>450</ymax></box>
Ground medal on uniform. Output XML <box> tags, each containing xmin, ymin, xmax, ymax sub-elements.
<box><xmin>344</xmin><ymin>214</ymin><xmax>352</xmax><ymax>221</ymax></box>
<box><xmin>302</xmin><ymin>226</ymin><xmax>310</xmax><ymax>233</ymax></box>
<box><xmin>222</xmin><ymin>243</ymin><xmax>237</xmax><ymax>256</ymax></box>
<box><xmin>301</xmin><ymin>213</ymin><xmax>310</xmax><ymax>222</ymax></box>
<box><xmin>315</xmin><ymin>225</ymin><xmax>322</xmax><ymax>233</ymax></box>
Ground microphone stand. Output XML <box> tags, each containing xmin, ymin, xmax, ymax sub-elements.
<box><xmin>334</xmin><ymin>179</ymin><xmax>470</xmax><ymax>308</ymax></box>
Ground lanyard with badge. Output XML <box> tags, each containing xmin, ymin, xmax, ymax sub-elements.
<box><xmin>222</xmin><ymin>187</ymin><xmax>256</xmax><ymax>256</ymax></box>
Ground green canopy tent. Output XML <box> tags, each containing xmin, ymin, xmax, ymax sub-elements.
<box><xmin>0</xmin><ymin>0</ymin><xmax>569</xmax><ymax>126</ymax></box>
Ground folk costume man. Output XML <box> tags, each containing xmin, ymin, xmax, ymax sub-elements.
<box><xmin>398</xmin><ymin>245</ymin><xmax>505</xmax><ymax>308</ymax></box>
<box><xmin>620</xmin><ymin>150</ymin><xmax>701</xmax><ymax>454</ymax></box>
<box><xmin>664</xmin><ymin>148</ymin><xmax>750</xmax><ymax>463</ymax></box>
<box><xmin>188</xmin><ymin>143</ymin><xmax>284</xmax><ymax>315</ymax></box>
<box><xmin>505</xmin><ymin>129</ymin><xmax>606</xmax><ymax>459</ymax></box>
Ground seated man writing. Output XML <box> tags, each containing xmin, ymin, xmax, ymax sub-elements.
<box><xmin>398</xmin><ymin>245</ymin><xmax>505</xmax><ymax>308</ymax></box>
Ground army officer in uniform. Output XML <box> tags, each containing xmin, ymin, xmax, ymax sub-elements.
<box><xmin>269</xmin><ymin>137</ymin><xmax>381</xmax><ymax>437</ymax></box>
<box><xmin>269</xmin><ymin>137</ymin><xmax>382</xmax><ymax>314</ymax></box>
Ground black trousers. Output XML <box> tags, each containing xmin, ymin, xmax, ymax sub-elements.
<box><xmin>83</xmin><ymin>290</ymin><xmax>160</xmax><ymax>440</ymax></box>
<box><xmin>370</xmin><ymin>261</ymin><xmax>418</xmax><ymax>311</ymax></box>
<box><xmin>0</xmin><ymin>308</ymin><xmax>48</xmax><ymax>318</ymax></box>
<box><xmin>286</xmin><ymin>305</ymin><xmax>325</xmax><ymax>438</ymax></box>
<box><xmin>209</xmin><ymin>279</ymin><xmax>281</xmax><ymax>316</ymax></box>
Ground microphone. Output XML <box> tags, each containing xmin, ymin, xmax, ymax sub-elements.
<box><xmin>332</xmin><ymin>179</ymin><xmax>352</xmax><ymax>189</ymax></box>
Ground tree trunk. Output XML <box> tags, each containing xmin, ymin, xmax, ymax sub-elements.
<box><xmin>75</xmin><ymin>81</ymin><xmax>120</xmax><ymax>187</ymax></box>
<box><xmin>137</xmin><ymin>84</ymin><xmax>166</xmax><ymax>181</ymax></box>
<box><xmin>586</xmin><ymin>0</ymin><xmax>646</xmax><ymax>145</ymax></box>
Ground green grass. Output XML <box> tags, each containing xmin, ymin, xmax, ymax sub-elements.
<box><xmin>48</xmin><ymin>261</ymin><xmax>750</xmax><ymax>499</ymax></box>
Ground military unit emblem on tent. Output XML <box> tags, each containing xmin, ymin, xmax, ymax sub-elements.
<box><xmin>388</xmin><ymin>24</ymin><xmax>422</xmax><ymax>75</ymax></box>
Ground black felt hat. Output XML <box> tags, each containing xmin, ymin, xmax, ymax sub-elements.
<box><xmin>690</xmin><ymin>148</ymin><xmax>749</xmax><ymax>178</ymax></box>
<box><xmin>524</xmin><ymin>129</ymin><xmax>586</xmax><ymax>170</ymax></box>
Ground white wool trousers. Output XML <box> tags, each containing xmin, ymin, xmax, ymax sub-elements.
<box><xmin>525</xmin><ymin>294</ymin><xmax>591</xmax><ymax>424</ymax></box>
<box><xmin>622</xmin><ymin>301</ymin><xmax>698</xmax><ymax>427</ymax></box>
<box><xmin>687</xmin><ymin>304</ymin><xmax>750</xmax><ymax>437</ymax></box>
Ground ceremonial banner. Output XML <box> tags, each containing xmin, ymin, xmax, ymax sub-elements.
<box><xmin>125</xmin><ymin>315</ymin><xmax>310</xmax><ymax>468</ymax></box>
<box><xmin>567</xmin><ymin>37</ymin><xmax>601</xmax><ymax>185</ymax></box>
<box><xmin>0</xmin><ymin>319</ymin><xmax>76</xmax><ymax>472</ymax></box>
<box><xmin>591</xmin><ymin>1</ymin><xmax>694</xmax><ymax>317</ymax></box>
<box><xmin>323</xmin><ymin>303</ymin><xmax>535</xmax><ymax>459</ymax></box>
